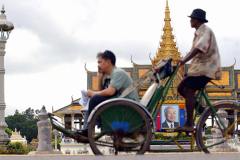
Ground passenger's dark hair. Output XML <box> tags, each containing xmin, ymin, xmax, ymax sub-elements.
<box><xmin>97</xmin><ymin>50</ymin><xmax>116</xmax><ymax>66</ymax></box>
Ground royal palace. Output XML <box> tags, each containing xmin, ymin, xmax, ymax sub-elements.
<box><xmin>86</xmin><ymin>1</ymin><xmax>240</xmax><ymax>107</ymax></box>
<box><xmin>53</xmin><ymin>0</ymin><xmax>240</xmax><ymax>154</ymax></box>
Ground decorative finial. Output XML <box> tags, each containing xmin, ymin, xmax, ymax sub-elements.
<box><xmin>1</xmin><ymin>5</ymin><xmax>5</xmax><ymax>14</ymax></box>
<box><xmin>166</xmin><ymin>0</ymin><xmax>169</xmax><ymax>8</ymax></box>
<box><xmin>40</xmin><ymin>105</ymin><xmax>47</xmax><ymax>114</ymax></box>
<box><xmin>230</xmin><ymin>58</ymin><xmax>236</xmax><ymax>68</ymax></box>
<box><xmin>84</xmin><ymin>63</ymin><xmax>90</xmax><ymax>73</ymax></box>
<box><xmin>148</xmin><ymin>53</ymin><xmax>154</xmax><ymax>66</ymax></box>
<box><xmin>130</xmin><ymin>55</ymin><xmax>137</xmax><ymax>65</ymax></box>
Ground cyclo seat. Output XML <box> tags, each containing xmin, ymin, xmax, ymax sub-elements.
<box><xmin>154</xmin><ymin>58</ymin><xmax>174</xmax><ymax>80</ymax></box>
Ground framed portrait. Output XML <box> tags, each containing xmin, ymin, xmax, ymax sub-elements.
<box><xmin>161</xmin><ymin>104</ymin><xmax>180</xmax><ymax>129</ymax></box>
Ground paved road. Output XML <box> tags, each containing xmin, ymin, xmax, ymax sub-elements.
<box><xmin>0</xmin><ymin>152</ymin><xmax>240</xmax><ymax>160</ymax></box>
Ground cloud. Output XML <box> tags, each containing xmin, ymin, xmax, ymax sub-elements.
<box><xmin>4</xmin><ymin>0</ymin><xmax>100</xmax><ymax>74</ymax></box>
<box><xmin>3</xmin><ymin>0</ymin><xmax>240</xmax><ymax>75</ymax></box>
<box><xmin>218</xmin><ymin>37</ymin><xmax>240</xmax><ymax>68</ymax></box>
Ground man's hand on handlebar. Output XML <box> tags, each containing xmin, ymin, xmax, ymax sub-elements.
<box><xmin>178</xmin><ymin>60</ymin><xmax>185</xmax><ymax>66</ymax></box>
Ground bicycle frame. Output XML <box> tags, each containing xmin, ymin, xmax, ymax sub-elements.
<box><xmin>196</xmin><ymin>88</ymin><xmax>230</xmax><ymax>131</ymax></box>
<box><xmin>145</xmin><ymin>64</ymin><xmax>228</xmax><ymax>131</ymax></box>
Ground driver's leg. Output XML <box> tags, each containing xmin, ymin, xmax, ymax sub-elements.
<box><xmin>177</xmin><ymin>76</ymin><xmax>211</xmax><ymax>131</ymax></box>
<box><xmin>177</xmin><ymin>76</ymin><xmax>198</xmax><ymax>130</ymax></box>
<box><xmin>178</xmin><ymin>83</ymin><xmax>197</xmax><ymax>128</ymax></box>
<box><xmin>184</xmin><ymin>87</ymin><xmax>197</xmax><ymax>127</ymax></box>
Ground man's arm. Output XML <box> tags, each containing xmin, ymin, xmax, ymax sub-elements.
<box><xmin>180</xmin><ymin>48</ymin><xmax>202</xmax><ymax>65</ymax></box>
<box><xmin>87</xmin><ymin>86</ymin><xmax>116</xmax><ymax>97</ymax></box>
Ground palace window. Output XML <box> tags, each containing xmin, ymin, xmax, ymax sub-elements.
<box><xmin>64</xmin><ymin>114</ymin><xmax>72</xmax><ymax>130</ymax></box>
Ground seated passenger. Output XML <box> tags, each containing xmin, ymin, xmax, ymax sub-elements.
<box><xmin>79</xmin><ymin>50</ymin><xmax>139</xmax><ymax>136</ymax></box>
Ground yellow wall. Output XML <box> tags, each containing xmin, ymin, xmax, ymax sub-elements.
<box><xmin>238</xmin><ymin>74</ymin><xmax>240</xmax><ymax>89</ymax></box>
<box><xmin>92</xmin><ymin>76</ymin><xmax>99</xmax><ymax>91</ymax></box>
<box><xmin>208</xmin><ymin>92</ymin><xmax>232</xmax><ymax>97</ymax></box>
<box><xmin>138</xmin><ymin>69</ymin><xmax>150</xmax><ymax>78</ymax></box>
<box><xmin>68</xmin><ymin>105</ymin><xmax>83</xmax><ymax>111</ymax></box>
<box><xmin>208</xmin><ymin>71</ymin><xmax>230</xmax><ymax>86</ymax></box>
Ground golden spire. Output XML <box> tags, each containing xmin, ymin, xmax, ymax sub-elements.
<box><xmin>152</xmin><ymin>0</ymin><xmax>181</xmax><ymax>65</ymax></box>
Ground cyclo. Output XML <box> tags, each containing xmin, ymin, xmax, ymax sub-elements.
<box><xmin>48</xmin><ymin>58</ymin><xmax>240</xmax><ymax>155</ymax></box>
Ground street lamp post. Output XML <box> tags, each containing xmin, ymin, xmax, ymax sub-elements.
<box><xmin>0</xmin><ymin>5</ymin><xmax>14</xmax><ymax>145</ymax></box>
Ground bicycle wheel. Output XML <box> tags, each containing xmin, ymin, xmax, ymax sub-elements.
<box><xmin>88</xmin><ymin>99</ymin><xmax>152</xmax><ymax>155</ymax></box>
<box><xmin>196</xmin><ymin>101</ymin><xmax>240</xmax><ymax>153</ymax></box>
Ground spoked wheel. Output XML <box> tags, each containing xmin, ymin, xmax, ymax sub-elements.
<box><xmin>196</xmin><ymin>102</ymin><xmax>240</xmax><ymax>153</ymax></box>
<box><xmin>88</xmin><ymin>100</ymin><xmax>152</xmax><ymax>155</ymax></box>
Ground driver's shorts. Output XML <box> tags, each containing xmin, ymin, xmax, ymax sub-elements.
<box><xmin>179</xmin><ymin>76</ymin><xmax>211</xmax><ymax>90</ymax></box>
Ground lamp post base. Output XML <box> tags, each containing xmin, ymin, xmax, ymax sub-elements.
<box><xmin>0</xmin><ymin>128</ymin><xmax>9</xmax><ymax>153</ymax></box>
<box><xmin>0</xmin><ymin>127</ymin><xmax>10</xmax><ymax>145</ymax></box>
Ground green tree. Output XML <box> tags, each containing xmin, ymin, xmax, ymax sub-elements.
<box><xmin>5</xmin><ymin>128</ymin><xmax>13</xmax><ymax>137</ymax></box>
<box><xmin>23</xmin><ymin>108</ymin><xmax>35</xmax><ymax>120</ymax></box>
<box><xmin>5</xmin><ymin>108</ymin><xmax>38</xmax><ymax>142</ymax></box>
<box><xmin>7</xmin><ymin>142</ymin><xmax>29</xmax><ymax>154</ymax></box>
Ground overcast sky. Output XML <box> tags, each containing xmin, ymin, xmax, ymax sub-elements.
<box><xmin>2</xmin><ymin>0</ymin><xmax>240</xmax><ymax>115</ymax></box>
